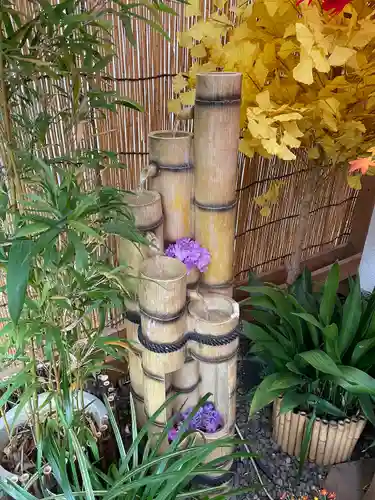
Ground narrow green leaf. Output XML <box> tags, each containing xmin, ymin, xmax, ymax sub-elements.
<box><xmin>250</xmin><ymin>373</ymin><xmax>283</xmax><ymax>416</ymax></box>
<box><xmin>319</xmin><ymin>262</ymin><xmax>339</xmax><ymax>326</ymax></box>
<box><xmin>339</xmin><ymin>277</ymin><xmax>361</xmax><ymax>355</ymax></box>
<box><xmin>299</xmin><ymin>411</ymin><xmax>315</xmax><ymax>475</ymax></box>
<box><xmin>292</xmin><ymin>312</ymin><xmax>322</xmax><ymax>330</ymax></box>
<box><xmin>68</xmin><ymin>429</ymin><xmax>95</xmax><ymax>500</ymax></box>
<box><xmin>298</xmin><ymin>349</ymin><xmax>342</xmax><ymax>377</ymax></box>
<box><xmin>351</xmin><ymin>338</ymin><xmax>375</xmax><ymax>366</ymax></box>
<box><xmin>7</xmin><ymin>240</ymin><xmax>33</xmax><ymax>324</ymax></box>
<box><xmin>15</xmin><ymin>222</ymin><xmax>51</xmax><ymax>239</ymax></box>
<box><xmin>359</xmin><ymin>395</ymin><xmax>375</xmax><ymax>427</ymax></box>
<box><xmin>68</xmin><ymin>220</ymin><xmax>100</xmax><ymax>238</ymax></box>
<box><xmin>338</xmin><ymin>366</ymin><xmax>375</xmax><ymax>395</ymax></box>
<box><xmin>68</xmin><ymin>231</ymin><xmax>88</xmax><ymax>271</ymax></box>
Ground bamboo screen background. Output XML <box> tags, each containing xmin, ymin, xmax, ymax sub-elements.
<box><xmin>11</xmin><ymin>0</ymin><xmax>358</xmax><ymax>288</ymax></box>
<box><xmin>100</xmin><ymin>0</ymin><xmax>357</xmax><ymax>284</ymax></box>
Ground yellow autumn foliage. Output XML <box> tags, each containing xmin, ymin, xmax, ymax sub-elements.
<box><xmin>171</xmin><ymin>0</ymin><xmax>375</xmax><ymax>177</ymax></box>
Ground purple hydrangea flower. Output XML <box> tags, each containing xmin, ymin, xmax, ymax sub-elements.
<box><xmin>165</xmin><ymin>238</ymin><xmax>211</xmax><ymax>273</ymax></box>
<box><xmin>202</xmin><ymin>410</ymin><xmax>223</xmax><ymax>433</ymax></box>
<box><xmin>203</xmin><ymin>402</ymin><xmax>215</xmax><ymax>412</ymax></box>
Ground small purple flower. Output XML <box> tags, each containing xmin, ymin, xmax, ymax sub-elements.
<box><xmin>165</xmin><ymin>238</ymin><xmax>211</xmax><ymax>273</ymax></box>
<box><xmin>203</xmin><ymin>402</ymin><xmax>215</xmax><ymax>412</ymax></box>
<box><xmin>168</xmin><ymin>427</ymin><xmax>179</xmax><ymax>442</ymax></box>
<box><xmin>202</xmin><ymin>410</ymin><xmax>223</xmax><ymax>433</ymax></box>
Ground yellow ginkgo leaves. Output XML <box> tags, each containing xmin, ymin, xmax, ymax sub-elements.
<box><xmin>255</xmin><ymin>181</ymin><xmax>284</xmax><ymax>217</ymax></box>
<box><xmin>170</xmin><ymin>0</ymin><xmax>375</xmax><ymax>196</ymax></box>
<box><xmin>245</xmin><ymin>93</ymin><xmax>304</xmax><ymax>160</ymax></box>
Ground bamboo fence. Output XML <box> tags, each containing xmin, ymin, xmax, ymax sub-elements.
<box><xmin>0</xmin><ymin>0</ymin><xmax>359</xmax><ymax>319</ymax></box>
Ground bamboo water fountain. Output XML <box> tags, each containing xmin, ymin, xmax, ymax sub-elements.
<box><xmin>124</xmin><ymin>73</ymin><xmax>242</xmax><ymax>479</ymax></box>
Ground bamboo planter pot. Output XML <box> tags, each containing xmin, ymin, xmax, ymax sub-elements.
<box><xmin>273</xmin><ymin>399</ymin><xmax>366</xmax><ymax>466</ymax></box>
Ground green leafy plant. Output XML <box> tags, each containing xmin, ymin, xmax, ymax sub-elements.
<box><xmin>0</xmin><ymin>395</ymin><xmax>254</xmax><ymax>499</ymax></box>
<box><xmin>0</xmin><ymin>0</ymin><xmax>185</xmax><ymax>481</ymax></box>
<box><xmin>241</xmin><ymin>264</ymin><xmax>375</xmax><ymax>424</ymax></box>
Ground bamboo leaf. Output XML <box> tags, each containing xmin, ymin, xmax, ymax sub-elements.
<box><xmin>7</xmin><ymin>240</ymin><xmax>33</xmax><ymax>324</ymax></box>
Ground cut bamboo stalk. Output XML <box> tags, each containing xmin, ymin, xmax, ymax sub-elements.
<box><xmin>131</xmin><ymin>389</ymin><xmax>147</xmax><ymax>428</ymax></box>
<box><xmin>139</xmin><ymin>255</ymin><xmax>187</xmax><ymax>434</ymax></box>
<box><xmin>172</xmin><ymin>357</ymin><xmax>200</xmax><ymax>412</ymax></box>
<box><xmin>324</xmin><ymin>421</ymin><xmax>338</xmax><ymax>466</ymax></box>
<box><xmin>347</xmin><ymin>417</ymin><xmax>366</xmax><ymax>458</ymax></box>
<box><xmin>188</xmin><ymin>294</ymin><xmax>239</xmax><ymax>427</ymax></box>
<box><xmin>194</xmin><ymin>205</ymin><xmax>236</xmax><ymax>292</ymax></box>
<box><xmin>118</xmin><ymin>190</ymin><xmax>164</xmax><ymax>298</ymax></box>
<box><xmin>273</xmin><ymin>399</ymin><xmax>281</xmax><ymax>442</ymax></box>
<box><xmin>294</xmin><ymin>412</ymin><xmax>307</xmax><ymax>456</ymax></box>
<box><xmin>288</xmin><ymin>412</ymin><xmax>299</xmax><ymax>456</ymax></box>
<box><xmin>148</xmin><ymin>131</ymin><xmax>194</xmax><ymax>244</ymax></box>
<box><xmin>193</xmin><ymin>72</ymin><xmax>242</xmax><ymax>296</ymax></box>
<box><xmin>139</xmin><ymin>256</ymin><xmax>187</xmax><ymax>317</ymax></box>
<box><xmin>282</xmin><ymin>411</ymin><xmax>292</xmax><ymax>452</ymax></box>
<box><xmin>343</xmin><ymin>418</ymin><xmax>358</xmax><ymax>463</ymax></box>
<box><xmin>278</xmin><ymin>412</ymin><xmax>286</xmax><ymax>449</ymax></box>
<box><xmin>309</xmin><ymin>418</ymin><xmax>321</xmax><ymax>462</ymax></box>
<box><xmin>316</xmin><ymin>419</ymin><xmax>328</xmax><ymax>466</ymax></box>
<box><xmin>336</xmin><ymin>418</ymin><xmax>351</xmax><ymax>463</ymax></box>
<box><xmin>330</xmin><ymin>420</ymin><xmax>345</xmax><ymax>464</ymax></box>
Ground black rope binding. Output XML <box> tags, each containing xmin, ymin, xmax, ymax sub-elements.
<box><xmin>137</xmin><ymin>326</ymin><xmax>239</xmax><ymax>353</ymax></box>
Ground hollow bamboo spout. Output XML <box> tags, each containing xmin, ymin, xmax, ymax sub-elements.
<box><xmin>193</xmin><ymin>73</ymin><xmax>242</xmax><ymax>297</ymax></box>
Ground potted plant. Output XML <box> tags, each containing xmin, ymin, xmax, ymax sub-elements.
<box><xmin>241</xmin><ymin>264</ymin><xmax>375</xmax><ymax>467</ymax></box>
<box><xmin>171</xmin><ymin>0</ymin><xmax>375</xmax><ymax>284</ymax></box>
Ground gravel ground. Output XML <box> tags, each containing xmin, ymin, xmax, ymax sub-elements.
<box><xmin>233</xmin><ymin>355</ymin><xmax>329</xmax><ymax>499</ymax></box>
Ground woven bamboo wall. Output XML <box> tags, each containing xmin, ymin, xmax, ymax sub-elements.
<box><xmin>98</xmin><ymin>0</ymin><xmax>358</xmax><ymax>284</ymax></box>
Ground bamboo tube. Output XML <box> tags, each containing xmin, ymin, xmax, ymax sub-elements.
<box><xmin>139</xmin><ymin>256</ymin><xmax>187</xmax><ymax>317</ymax></box>
<box><xmin>172</xmin><ymin>357</ymin><xmax>200</xmax><ymax>412</ymax></box>
<box><xmin>316</xmin><ymin>419</ymin><xmax>328</xmax><ymax>466</ymax></box>
<box><xmin>148</xmin><ymin>131</ymin><xmax>194</xmax><ymax>244</ymax></box>
<box><xmin>294</xmin><ymin>412</ymin><xmax>307</xmax><ymax>456</ymax></box>
<box><xmin>132</xmin><ymin>389</ymin><xmax>147</xmax><ymax>428</ymax></box>
<box><xmin>194</xmin><ymin>205</ymin><xmax>236</xmax><ymax>290</ymax></box>
<box><xmin>278</xmin><ymin>412</ymin><xmax>286</xmax><ymax>449</ymax></box>
<box><xmin>324</xmin><ymin>421</ymin><xmax>338</xmax><ymax>466</ymax></box>
<box><xmin>193</xmin><ymin>73</ymin><xmax>242</xmax><ymax>296</ymax></box>
<box><xmin>309</xmin><ymin>418</ymin><xmax>321</xmax><ymax>462</ymax></box>
<box><xmin>188</xmin><ymin>294</ymin><xmax>239</xmax><ymax>427</ymax></box>
<box><xmin>118</xmin><ymin>190</ymin><xmax>164</xmax><ymax>298</ymax></box>
<box><xmin>347</xmin><ymin>417</ymin><xmax>366</xmax><ymax>458</ymax></box>
<box><xmin>282</xmin><ymin>411</ymin><xmax>292</xmax><ymax>452</ymax></box>
<box><xmin>194</xmin><ymin>73</ymin><xmax>242</xmax><ymax>206</ymax></box>
<box><xmin>187</xmin><ymin>267</ymin><xmax>200</xmax><ymax>288</ymax></box>
<box><xmin>273</xmin><ymin>399</ymin><xmax>281</xmax><ymax>442</ymax></box>
<box><xmin>288</xmin><ymin>412</ymin><xmax>299</xmax><ymax>456</ymax></box>
<box><xmin>139</xmin><ymin>256</ymin><xmax>187</xmax><ymax>433</ymax></box>
<box><xmin>336</xmin><ymin>418</ymin><xmax>351</xmax><ymax>463</ymax></box>
<box><xmin>330</xmin><ymin>420</ymin><xmax>345</xmax><ymax>464</ymax></box>
<box><xmin>342</xmin><ymin>418</ymin><xmax>358</xmax><ymax>463</ymax></box>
